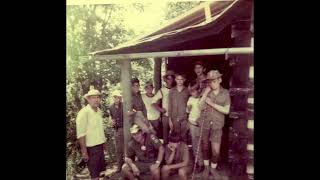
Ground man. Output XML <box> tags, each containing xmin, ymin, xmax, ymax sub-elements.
<box><xmin>152</xmin><ymin>70</ymin><xmax>175</xmax><ymax>144</ymax></box>
<box><xmin>198</xmin><ymin>70</ymin><xmax>231</xmax><ymax>179</ymax></box>
<box><xmin>161</xmin><ymin>132</ymin><xmax>191</xmax><ymax>180</ymax></box>
<box><xmin>122</xmin><ymin>124</ymin><xmax>164</xmax><ymax>180</ymax></box>
<box><xmin>109</xmin><ymin>90</ymin><xmax>124</xmax><ymax>172</ymax></box>
<box><xmin>168</xmin><ymin>73</ymin><xmax>190</xmax><ymax>142</ymax></box>
<box><xmin>193</xmin><ymin>60</ymin><xmax>207</xmax><ymax>90</ymax></box>
<box><xmin>141</xmin><ymin>81</ymin><xmax>161</xmax><ymax>136</ymax></box>
<box><xmin>128</xmin><ymin>78</ymin><xmax>147</xmax><ymax>117</ymax></box>
<box><xmin>76</xmin><ymin>86</ymin><xmax>107</xmax><ymax>180</ymax></box>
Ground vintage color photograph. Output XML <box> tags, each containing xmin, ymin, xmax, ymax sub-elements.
<box><xmin>67</xmin><ymin>0</ymin><xmax>253</xmax><ymax>179</ymax></box>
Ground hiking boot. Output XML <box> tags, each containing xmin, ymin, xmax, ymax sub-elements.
<box><xmin>202</xmin><ymin>166</ymin><xmax>210</xmax><ymax>179</ymax></box>
<box><xmin>210</xmin><ymin>168</ymin><xmax>221</xmax><ymax>180</ymax></box>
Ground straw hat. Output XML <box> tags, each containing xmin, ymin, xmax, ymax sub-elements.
<box><xmin>84</xmin><ymin>86</ymin><xmax>102</xmax><ymax>100</ymax></box>
<box><xmin>144</xmin><ymin>80</ymin><xmax>153</xmax><ymax>88</ymax></box>
<box><xmin>111</xmin><ymin>90</ymin><xmax>122</xmax><ymax>97</ymax></box>
<box><xmin>130</xmin><ymin>124</ymin><xmax>141</xmax><ymax>134</ymax></box>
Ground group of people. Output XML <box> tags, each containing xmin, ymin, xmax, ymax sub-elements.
<box><xmin>75</xmin><ymin>61</ymin><xmax>231</xmax><ymax>180</ymax></box>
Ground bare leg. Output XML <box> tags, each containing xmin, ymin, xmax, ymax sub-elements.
<box><xmin>161</xmin><ymin>166</ymin><xmax>171</xmax><ymax>180</ymax></box>
<box><xmin>178</xmin><ymin>167</ymin><xmax>189</xmax><ymax>180</ymax></box>
<box><xmin>151</xmin><ymin>166</ymin><xmax>160</xmax><ymax>180</ymax></box>
<box><xmin>122</xmin><ymin>164</ymin><xmax>135</xmax><ymax>180</ymax></box>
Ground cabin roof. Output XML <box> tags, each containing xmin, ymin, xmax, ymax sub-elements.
<box><xmin>91</xmin><ymin>0</ymin><xmax>252</xmax><ymax>56</ymax></box>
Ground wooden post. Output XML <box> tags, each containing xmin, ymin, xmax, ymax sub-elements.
<box><xmin>120</xmin><ymin>59</ymin><xmax>132</xmax><ymax>154</ymax></box>
<box><xmin>154</xmin><ymin>58</ymin><xmax>162</xmax><ymax>92</ymax></box>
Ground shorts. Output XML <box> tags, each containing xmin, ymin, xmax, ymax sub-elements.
<box><xmin>87</xmin><ymin>144</ymin><xmax>106</xmax><ymax>178</ymax></box>
<box><xmin>134</xmin><ymin>161</ymin><xmax>154</xmax><ymax>174</ymax></box>
<box><xmin>202</xmin><ymin>128</ymin><xmax>223</xmax><ymax>143</ymax></box>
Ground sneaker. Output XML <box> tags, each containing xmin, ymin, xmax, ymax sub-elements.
<box><xmin>210</xmin><ymin>168</ymin><xmax>221</xmax><ymax>180</ymax></box>
<box><xmin>202</xmin><ymin>166</ymin><xmax>210</xmax><ymax>179</ymax></box>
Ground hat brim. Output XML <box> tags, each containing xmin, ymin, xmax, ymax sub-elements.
<box><xmin>84</xmin><ymin>93</ymin><xmax>102</xmax><ymax>99</ymax></box>
<box><xmin>203</xmin><ymin>75</ymin><xmax>222</xmax><ymax>83</ymax></box>
<box><xmin>130</xmin><ymin>128</ymin><xmax>141</xmax><ymax>134</ymax></box>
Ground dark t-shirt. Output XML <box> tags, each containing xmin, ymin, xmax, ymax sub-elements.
<box><xmin>127</xmin><ymin>133</ymin><xmax>162</xmax><ymax>163</ymax></box>
<box><xmin>109</xmin><ymin>103</ymin><xmax>123</xmax><ymax>128</ymax></box>
<box><xmin>132</xmin><ymin>92</ymin><xmax>147</xmax><ymax>118</ymax></box>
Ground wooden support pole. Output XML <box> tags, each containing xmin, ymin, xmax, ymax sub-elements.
<box><xmin>91</xmin><ymin>47</ymin><xmax>253</xmax><ymax>61</ymax></box>
<box><xmin>154</xmin><ymin>58</ymin><xmax>162</xmax><ymax>92</ymax></box>
<box><xmin>120</xmin><ymin>59</ymin><xmax>132</xmax><ymax>155</ymax></box>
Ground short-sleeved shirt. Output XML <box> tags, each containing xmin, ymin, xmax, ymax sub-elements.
<box><xmin>187</xmin><ymin>97</ymin><xmax>201</xmax><ymax>123</ymax></box>
<box><xmin>164</xmin><ymin>142</ymin><xmax>190</xmax><ymax>165</ymax></box>
<box><xmin>152</xmin><ymin>87</ymin><xmax>171</xmax><ymax>116</ymax></box>
<box><xmin>168</xmin><ymin>86</ymin><xmax>190</xmax><ymax>120</ymax></box>
<box><xmin>76</xmin><ymin>105</ymin><xmax>106</xmax><ymax>147</ymax></box>
<box><xmin>109</xmin><ymin>103</ymin><xmax>123</xmax><ymax>128</ymax></box>
<box><xmin>141</xmin><ymin>94</ymin><xmax>160</xmax><ymax>121</ymax></box>
<box><xmin>199</xmin><ymin>87</ymin><xmax>231</xmax><ymax>130</ymax></box>
<box><xmin>132</xmin><ymin>92</ymin><xmax>147</xmax><ymax>118</ymax></box>
<box><xmin>127</xmin><ymin>133</ymin><xmax>163</xmax><ymax>163</ymax></box>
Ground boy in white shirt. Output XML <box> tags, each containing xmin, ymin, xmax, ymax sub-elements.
<box><xmin>142</xmin><ymin>81</ymin><xmax>161</xmax><ymax>136</ymax></box>
<box><xmin>186</xmin><ymin>81</ymin><xmax>204</xmax><ymax>173</ymax></box>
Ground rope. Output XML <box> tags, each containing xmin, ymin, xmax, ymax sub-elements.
<box><xmin>191</xmin><ymin>100</ymin><xmax>208</xmax><ymax>180</ymax></box>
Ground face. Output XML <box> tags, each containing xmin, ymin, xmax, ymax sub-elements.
<box><xmin>190</xmin><ymin>89</ymin><xmax>199</xmax><ymax>98</ymax></box>
<box><xmin>175</xmin><ymin>75</ymin><xmax>185</xmax><ymax>86</ymax></box>
<box><xmin>132</xmin><ymin>131</ymin><xmax>143</xmax><ymax>142</ymax></box>
<box><xmin>132</xmin><ymin>82</ymin><xmax>140</xmax><ymax>94</ymax></box>
<box><xmin>165</xmin><ymin>75</ymin><xmax>174</xmax><ymax>86</ymax></box>
<box><xmin>113</xmin><ymin>96</ymin><xmax>122</xmax><ymax>104</ymax></box>
<box><xmin>194</xmin><ymin>64</ymin><xmax>205</xmax><ymax>76</ymax></box>
<box><xmin>208</xmin><ymin>78</ymin><xmax>222</xmax><ymax>90</ymax></box>
<box><xmin>87</xmin><ymin>95</ymin><xmax>101</xmax><ymax>108</ymax></box>
<box><xmin>145</xmin><ymin>85</ymin><xmax>153</xmax><ymax>94</ymax></box>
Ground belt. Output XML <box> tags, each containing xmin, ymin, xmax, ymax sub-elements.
<box><xmin>188</xmin><ymin>121</ymin><xmax>199</xmax><ymax>127</ymax></box>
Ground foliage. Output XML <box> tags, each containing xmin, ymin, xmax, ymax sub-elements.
<box><xmin>164</xmin><ymin>1</ymin><xmax>201</xmax><ymax>20</ymax></box>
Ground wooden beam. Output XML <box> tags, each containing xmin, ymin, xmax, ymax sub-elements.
<box><xmin>154</xmin><ymin>58</ymin><xmax>162</xmax><ymax>92</ymax></box>
<box><xmin>120</xmin><ymin>59</ymin><xmax>132</xmax><ymax>155</ymax></box>
<box><xmin>91</xmin><ymin>47</ymin><xmax>253</xmax><ymax>61</ymax></box>
<box><xmin>204</xmin><ymin>2</ymin><xmax>212</xmax><ymax>23</ymax></box>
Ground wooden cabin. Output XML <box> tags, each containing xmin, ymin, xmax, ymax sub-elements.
<box><xmin>90</xmin><ymin>0</ymin><xmax>253</xmax><ymax>179</ymax></box>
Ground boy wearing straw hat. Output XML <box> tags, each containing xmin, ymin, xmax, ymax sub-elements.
<box><xmin>76</xmin><ymin>86</ymin><xmax>107</xmax><ymax>180</ymax></box>
<box><xmin>109</xmin><ymin>90</ymin><xmax>124</xmax><ymax>172</ymax></box>
<box><xmin>122</xmin><ymin>124</ymin><xmax>164</xmax><ymax>180</ymax></box>
<box><xmin>198</xmin><ymin>70</ymin><xmax>231</xmax><ymax>179</ymax></box>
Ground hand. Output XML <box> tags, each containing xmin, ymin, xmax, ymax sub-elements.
<box><xmin>150</xmin><ymin>163</ymin><xmax>160</xmax><ymax>172</ymax></box>
<box><xmin>204</xmin><ymin>86</ymin><xmax>211</xmax><ymax>94</ymax></box>
<box><xmin>131</xmin><ymin>164</ymin><xmax>140</xmax><ymax>176</ymax></box>
<box><xmin>81</xmin><ymin>151</ymin><xmax>89</xmax><ymax>162</ymax></box>
<box><xmin>169</xmin><ymin>118</ymin><xmax>173</xmax><ymax>130</ymax></box>
<box><xmin>161</xmin><ymin>108</ymin><xmax>167</xmax><ymax>114</ymax></box>
<box><xmin>112</xmin><ymin>121</ymin><xmax>116</xmax><ymax>128</ymax></box>
<box><xmin>168</xmin><ymin>144</ymin><xmax>176</xmax><ymax>152</ymax></box>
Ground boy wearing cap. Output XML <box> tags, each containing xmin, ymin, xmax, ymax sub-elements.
<box><xmin>168</xmin><ymin>73</ymin><xmax>190</xmax><ymax>142</ymax></box>
<box><xmin>152</xmin><ymin>70</ymin><xmax>176</xmax><ymax>144</ymax></box>
<box><xmin>109</xmin><ymin>90</ymin><xmax>124</xmax><ymax>172</ymax></box>
<box><xmin>129</xmin><ymin>78</ymin><xmax>147</xmax><ymax>118</ymax></box>
<box><xmin>198</xmin><ymin>70</ymin><xmax>231</xmax><ymax>179</ymax></box>
<box><xmin>76</xmin><ymin>86</ymin><xmax>107</xmax><ymax>180</ymax></box>
<box><xmin>122</xmin><ymin>124</ymin><xmax>164</xmax><ymax>180</ymax></box>
<box><xmin>141</xmin><ymin>80</ymin><xmax>161</xmax><ymax>136</ymax></box>
<box><xmin>161</xmin><ymin>132</ymin><xmax>191</xmax><ymax>180</ymax></box>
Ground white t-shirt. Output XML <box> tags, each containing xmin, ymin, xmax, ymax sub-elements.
<box><xmin>152</xmin><ymin>87</ymin><xmax>170</xmax><ymax>116</ymax></box>
<box><xmin>76</xmin><ymin>105</ymin><xmax>106</xmax><ymax>147</ymax></box>
<box><xmin>187</xmin><ymin>97</ymin><xmax>201</xmax><ymax>123</ymax></box>
<box><xmin>142</xmin><ymin>94</ymin><xmax>160</xmax><ymax>121</ymax></box>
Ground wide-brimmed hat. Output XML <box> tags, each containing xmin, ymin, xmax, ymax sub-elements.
<box><xmin>163</xmin><ymin>70</ymin><xmax>175</xmax><ymax>79</ymax></box>
<box><xmin>84</xmin><ymin>86</ymin><xmax>102</xmax><ymax>100</ymax></box>
<box><xmin>111</xmin><ymin>90</ymin><xmax>122</xmax><ymax>97</ymax></box>
<box><xmin>204</xmin><ymin>70</ymin><xmax>222</xmax><ymax>82</ymax></box>
<box><xmin>130</xmin><ymin>124</ymin><xmax>141</xmax><ymax>134</ymax></box>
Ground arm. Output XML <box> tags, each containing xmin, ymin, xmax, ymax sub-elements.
<box><xmin>152</xmin><ymin>91</ymin><xmax>166</xmax><ymax>113</ymax></box>
<box><xmin>76</xmin><ymin>110</ymin><xmax>89</xmax><ymax>161</ymax></box>
<box><xmin>167</xmin><ymin>145</ymin><xmax>189</xmax><ymax>170</ymax></box>
<box><xmin>199</xmin><ymin>87</ymin><xmax>211</xmax><ymax>110</ymax></box>
<box><xmin>186</xmin><ymin>98</ymin><xmax>192</xmax><ymax>113</ymax></box>
<box><xmin>165</xmin><ymin>148</ymin><xmax>175</xmax><ymax>165</ymax></box>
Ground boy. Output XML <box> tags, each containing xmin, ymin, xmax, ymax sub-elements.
<box><xmin>186</xmin><ymin>81</ymin><xmax>204</xmax><ymax>173</ymax></box>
